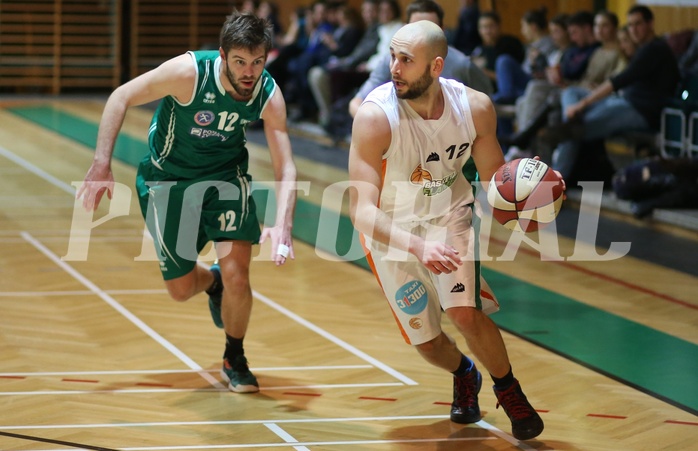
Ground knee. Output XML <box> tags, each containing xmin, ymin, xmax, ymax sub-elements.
<box><xmin>222</xmin><ymin>271</ymin><xmax>250</xmax><ymax>293</ymax></box>
<box><xmin>415</xmin><ymin>337</ymin><xmax>439</xmax><ymax>355</ymax></box>
<box><xmin>448</xmin><ymin>307</ymin><xmax>481</xmax><ymax>332</ymax></box>
<box><xmin>166</xmin><ymin>282</ymin><xmax>196</xmax><ymax>302</ymax></box>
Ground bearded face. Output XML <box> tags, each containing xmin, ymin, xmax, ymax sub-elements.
<box><xmin>394</xmin><ymin>63</ymin><xmax>434</xmax><ymax>100</ymax></box>
<box><xmin>221</xmin><ymin>47</ymin><xmax>266</xmax><ymax>100</ymax></box>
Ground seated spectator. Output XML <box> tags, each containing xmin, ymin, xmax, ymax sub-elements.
<box><xmin>452</xmin><ymin>0</ymin><xmax>481</xmax><ymax>55</ymax></box>
<box><xmin>504</xmin><ymin>13</ymin><xmax>570</xmax><ymax>159</ymax></box>
<box><xmin>491</xmin><ymin>7</ymin><xmax>556</xmax><ymax>105</ymax></box>
<box><xmin>348</xmin><ymin>0</ymin><xmax>493</xmax><ymax>120</ymax></box>
<box><xmin>582</xmin><ymin>10</ymin><xmax>623</xmax><ymax>89</ymax></box>
<box><xmin>506</xmin><ymin>11</ymin><xmax>624</xmax><ymax>160</ymax></box>
<box><xmin>265</xmin><ymin>6</ymin><xmax>310</xmax><ymax>89</ymax></box>
<box><xmin>308</xmin><ymin>0</ymin><xmax>380</xmax><ymax>127</ymax></box>
<box><xmin>617</xmin><ymin>25</ymin><xmax>638</xmax><ymax>64</ymax></box>
<box><xmin>470</xmin><ymin>11</ymin><xmax>525</xmax><ymax>91</ymax></box>
<box><xmin>257</xmin><ymin>1</ymin><xmax>282</xmax><ymax>38</ymax></box>
<box><xmin>362</xmin><ymin>0</ymin><xmax>403</xmax><ymax>72</ymax></box>
<box><xmin>548</xmin><ymin>5</ymin><xmax>680</xmax><ymax>183</ymax></box>
<box><xmin>285</xmin><ymin>1</ymin><xmax>337</xmax><ymax>118</ymax></box>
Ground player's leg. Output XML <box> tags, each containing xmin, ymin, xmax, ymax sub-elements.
<box><xmin>135</xmin><ymin>165</ymin><xmax>219</xmax><ymax>304</ymax></box>
<box><xmin>215</xmin><ymin>240</ymin><xmax>259</xmax><ymax>393</ymax></box>
<box><xmin>435</xmin><ymin>206</ymin><xmax>543</xmax><ymax>440</ymax></box>
<box><xmin>163</xmin><ymin>264</ymin><xmax>216</xmax><ymax>302</ymax></box>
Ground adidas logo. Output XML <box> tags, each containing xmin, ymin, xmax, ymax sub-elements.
<box><xmin>426</xmin><ymin>152</ymin><xmax>440</xmax><ymax>162</ymax></box>
<box><xmin>450</xmin><ymin>283</ymin><xmax>465</xmax><ymax>293</ymax></box>
<box><xmin>204</xmin><ymin>92</ymin><xmax>216</xmax><ymax>104</ymax></box>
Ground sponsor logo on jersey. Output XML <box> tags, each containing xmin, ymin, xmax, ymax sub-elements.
<box><xmin>450</xmin><ymin>283</ymin><xmax>465</xmax><ymax>293</ymax></box>
<box><xmin>190</xmin><ymin>128</ymin><xmax>228</xmax><ymax>141</ymax></box>
<box><xmin>410</xmin><ymin>165</ymin><xmax>458</xmax><ymax>196</ymax></box>
<box><xmin>194</xmin><ymin>110</ymin><xmax>215</xmax><ymax>126</ymax></box>
<box><xmin>395</xmin><ymin>280</ymin><xmax>428</xmax><ymax>315</ymax></box>
<box><xmin>426</xmin><ymin>152</ymin><xmax>440</xmax><ymax>162</ymax></box>
<box><xmin>204</xmin><ymin>92</ymin><xmax>216</xmax><ymax>104</ymax></box>
<box><xmin>409</xmin><ymin>317</ymin><xmax>423</xmax><ymax>329</ymax></box>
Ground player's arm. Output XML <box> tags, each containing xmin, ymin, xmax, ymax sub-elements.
<box><xmin>78</xmin><ymin>53</ymin><xmax>197</xmax><ymax>211</ymax></box>
<box><xmin>467</xmin><ymin>87</ymin><xmax>505</xmax><ymax>192</ymax></box>
<box><xmin>260</xmin><ymin>87</ymin><xmax>298</xmax><ymax>265</ymax></box>
<box><xmin>348</xmin><ymin>103</ymin><xmax>459</xmax><ymax>275</ymax></box>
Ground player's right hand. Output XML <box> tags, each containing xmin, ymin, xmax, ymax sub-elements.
<box><xmin>76</xmin><ymin>163</ymin><xmax>114</xmax><ymax>212</ymax></box>
<box><xmin>419</xmin><ymin>240</ymin><xmax>461</xmax><ymax>275</ymax></box>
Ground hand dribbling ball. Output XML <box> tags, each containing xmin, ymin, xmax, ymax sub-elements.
<box><xmin>487</xmin><ymin>158</ymin><xmax>564</xmax><ymax>233</ymax></box>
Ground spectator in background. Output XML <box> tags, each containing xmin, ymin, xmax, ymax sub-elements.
<box><xmin>503</xmin><ymin>13</ymin><xmax>570</xmax><ymax>159</ymax></box>
<box><xmin>506</xmin><ymin>11</ymin><xmax>624</xmax><ymax>159</ymax></box>
<box><xmin>491</xmin><ymin>7</ymin><xmax>556</xmax><ymax>105</ymax></box>
<box><xmin>617</xmin><ymin>25</ymin><xmax>637</xmax><ymax>64</ymax></box>
<box><xmin>292</xmin><ymin>3</ymin><xmax>365</xmax><ymax>121</ymax></box>
<box><xmin>241</xmin><ymin>0</ymin><xmax>259</xmax><ymax>14</ymax></box>
<box><xmin>309</xmin><ymin>0</ymin><xmax>380</xmax><ymax>128</ymax></box>
<box><xmin>257</xmin><ymin>1</ymin><xmax>282</xmax><ymax>38</ymax></box>
<box><xmin>452</xmin><ymin>0</ymin><xmax>481</xmax><ymax>55</ymax></box>
<box><xmin>548</xmin><ymin>4</ymin><xmax>680</xmax><ymax>182</ymax></box>
<box><xmin>265</xmin><ymin>6</ymin><xmax>309</xmax><ymax>90</ymax></box>
<box><xmin>349</xmin><ymin>0</ymin><xmax>493</xmax><ymax>118</ymax></box>
<box><xmin>470</xmin><ymin>12</ymin><xmax>525</xmax><ymax>95</ymax></box>
<box><xmin>582</xmin><ymin>10</ymin><xmax>623</xmax><ymax>88</ymax></box>
<box><xmin>284</xmin><ymin>1</ymin><xmax>336</xmax><ymax>118</ymax></box>
<box><xmin>361</xmin><ymin>0</ymin><xmax>403</xmax><ymax>72</ymax></box>
<box><xmin>555</xmin><ymin>12</ymin><xmax>599</xmax><ymax>88</ymax></box>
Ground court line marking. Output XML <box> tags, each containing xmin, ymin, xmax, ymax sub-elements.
<box><xmin>251</xmin><ymin>289</ymin><xmax>418</xmax><ymax>386</ymax></box>
<box><xmin>0</xmin><ymin>366</ymin><xmax>373</xmax><ymax>376</ymax></box>
<box><xmin>0</xmin><ymin>383</ymin><xmax>405</xmax><ymax>397</ymax></box>
<box><xmin>264</xmin><ymin>423</ymin><xmax>309</xmax><ymax>451</ymax></box>
<box><xmin>10</xmin><ymin>436</ymin><xmax>499</xmax><ymax>451</ymax></box>
<box><xmin>0</xmin><ymin>289</ymin><xmax>167</xmax><ymax>297</ymax></box>
<box><xmin>0</xmin><ymin>413</ymin><xmax>475</xmax><ymax>428</ymax></box>
<box><xmin>20</xmin><ymin>229</ymin><xmax>416</xmax><ymax>387</ymax></box>
<box><xmin>20</xmin><ymin>231</ymin><xmax>225</xmax><ymax>391</ymax></box>
<box><xmin>1</xmin><ymin>141</ymin><xmax>522</xmax><ymax>448</ymax></box>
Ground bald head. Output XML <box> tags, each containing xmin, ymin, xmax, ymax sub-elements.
<box><xmin>392</xmin><ymin>20</ymin><xmax>448</xmax><ymax>60</ymax></box>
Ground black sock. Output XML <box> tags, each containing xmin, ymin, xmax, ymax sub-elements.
<box><xmin>451</xmin><ymin>354</ymin><xmax>475</xmax><ymax>377</ymax></box>
<box><xmin>491</xmin><ymin>367</ymin><xmax>515</xmax><ymax>389</ymax></box>
<box><xmin>224</xmin><ymin>334</ymin><xmax>244</xmax><ymax>362</ymax></box>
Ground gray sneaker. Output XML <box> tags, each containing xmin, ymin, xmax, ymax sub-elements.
<box><xmin>220</xmin><ymin>355</ymin><xmax>259</xmax><ymax>393</ymax></box>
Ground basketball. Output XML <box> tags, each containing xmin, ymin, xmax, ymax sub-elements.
<box><xmin>487</xmin><ymin>158</ymin><xmax>564</xmax><ymax>233</ymax></box>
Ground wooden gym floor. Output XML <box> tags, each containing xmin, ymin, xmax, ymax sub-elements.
<box><xmin>0</xmin><ymin>97</ymin><xmax>696</xmax><ymax>450</ymax></box>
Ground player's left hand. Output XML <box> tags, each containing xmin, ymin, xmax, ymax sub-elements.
<box><xmin>260</xmin><ymin>225</ymin><xmax>294</xmax><ymax>266</ymax></box>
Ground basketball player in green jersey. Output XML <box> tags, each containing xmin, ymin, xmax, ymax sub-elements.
<box><xmin>77</xmin><ymin>12</ymin><xmax>297</xmax><ymax>393</ymax></box>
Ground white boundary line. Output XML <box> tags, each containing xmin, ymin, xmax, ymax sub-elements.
<box><xmin>20</xmin><ymin>231</ymin><xmax>225</xmax><ymax>391</ymax></box>
<box><xmin>1</xmin><ymin>141</ymin><xmax>524</xmax><ymax>448</ymax></box>
<box><xmin>0</xmin><ymin>365</ymin><xmax>373</xmax><ymax>377</ymax></box>
<box><xmin>0</xmin><ymin>383</ymin><xmax>404</xmax><ymax>397</ymax></box>
<box><xmin>252</xmin><ymin>290</ymin><xmax>418</xmax><ymax>386</ymax></box>
<box><xmin>264</xmin><ymin>423</ymin><xmax>309</xmax><ymax>451</ymax></box>
<box><xmin>0</xmin><ymin>413</ymin><xmax>466</xmax><ymax>429</ymax></box>
<box><xmin>0</xmin><ymin>145</ymin><xmax>75</xmax><ymax>195</ymax></box>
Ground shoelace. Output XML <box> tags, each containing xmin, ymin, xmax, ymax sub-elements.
<box><xmin>495</xmin><ymin>386</ymin><xmax>533</xmax><ymax>420</ymax></box>
<box><xmin>454</xmin><ymin>373</ymin><xmax>478</xmax><ymax>407</ymax></box>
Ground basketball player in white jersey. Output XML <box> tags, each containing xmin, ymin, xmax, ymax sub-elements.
<box><xmin>348</xmin><ymin>20</ymin><xmax>544</xmax><ymax>441</ymax></box>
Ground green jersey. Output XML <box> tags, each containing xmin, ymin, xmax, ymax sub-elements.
<box><xmin>147</xmin><ymin>50</ymin><xmax>276</xmax><ymax>180</ymax></box>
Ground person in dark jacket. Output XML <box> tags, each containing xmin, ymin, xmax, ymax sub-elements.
<box><xmin>550</xmin><ymin>4</ymin><xmax>680</xmax><ymax>180</ymax></box>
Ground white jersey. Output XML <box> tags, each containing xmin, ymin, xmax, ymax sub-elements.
<box><xmin>364</xmin><ymin>78</ymin><xmax>478</xmax><ymax>224</ymax></box>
